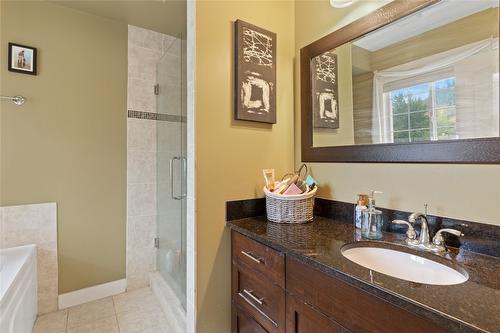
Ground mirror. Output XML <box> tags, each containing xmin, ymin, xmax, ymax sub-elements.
<box><xmin>307</xmin><ymin>0</ymin><xmax>499</xmax><ymax>150</ymax></box>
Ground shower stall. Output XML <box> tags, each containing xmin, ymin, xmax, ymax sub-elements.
<box><xmin>126</xmin><ymin>21</ymin><xmax>187</xmax><ymax>330</ymax></box>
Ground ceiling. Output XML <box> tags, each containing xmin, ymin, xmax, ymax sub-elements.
<box><xmin>353</xmin><ymin>0</ymin><xmax>499</xmax><ymax>52</ymax></box>
<box><xmin>51</xmin><ymin>0</ymin><xmax>186</xmax><ymax>37</ymax></box>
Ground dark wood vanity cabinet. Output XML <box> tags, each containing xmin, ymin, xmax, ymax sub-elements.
<box><xmin>231</xmin><ymin>230</ymin><xmax>451</xmax><ymax>333</ymax></box>
<box><xmin>233</xmin><ymin>304</ymin><xmax>272</xmax><ymax>333</ymax></box>
<box><xmin>232</xmin><ymin>231</ymin><xmax>286</xmax><ymax>333</ymax></box>
<box><xmin>286</xmin><ymin>293</ymin><xmax>348</xmax><ymax>333</ymax></box>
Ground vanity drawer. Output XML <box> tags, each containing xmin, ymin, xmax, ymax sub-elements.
<box><xmin>232</xmin><ymin>231</ymin><xmax>285</xmax><ymax>287</ymax></box>
<box><xmin>286</xmin><ymin>257</ymin><xmax>452</xmax><ymax>333</ymax></box>
<box><xmin>232</xmin><ymin>303</ymin><xmax>271</xmax><ymax>333</ymax></box>
<box><xmin>232</xmin><ymin>263</ymin><xmax>285</xmax><ymax>333</ymax></box>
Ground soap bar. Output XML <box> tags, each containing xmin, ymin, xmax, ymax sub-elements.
<box><xmin>283</xmin><ymin>183</ymin><xmax>303</xmax><ymax>195</ymax></box>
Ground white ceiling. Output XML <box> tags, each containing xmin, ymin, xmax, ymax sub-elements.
<box><xmin>353</xmin><ymin>0</ymin><xmax>499</xmax><ymax>52</ymax></box>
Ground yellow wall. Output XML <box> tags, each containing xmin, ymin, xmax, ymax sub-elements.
<box><xmin>0</xmin><ymin>1</ymin><xmax>127</xmax><ymax>293</ymax></box>
<box><xmin>295</xmin><ymin>0</ymin><xmax>500</xmax><ymax>226</ymax></box>
<box><xmin>196</xmin><ymin>1</ymin><xmax>295</xmax><ymax>331</ymax></box>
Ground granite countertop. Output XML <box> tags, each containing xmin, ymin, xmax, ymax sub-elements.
<box><xmin>227</xmin><ymin>216</ymin><xmax>500</xmax><ymax>333</ymax></box>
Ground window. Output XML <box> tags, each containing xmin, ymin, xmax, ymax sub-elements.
<box><xmin>388</xmin><ymin>77</ymin><xmax>457</xmax><ymax>143</ymax></box>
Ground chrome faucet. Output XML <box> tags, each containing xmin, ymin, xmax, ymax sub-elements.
<box><xmin>392</xmin><ymin>204</ymin><xmax>463</xmax><ymax>254</ymax></box>
<box><xmin>408</xmin><ymin>211</ymin><xmax>431</xmax><ymax>247</ymax></box>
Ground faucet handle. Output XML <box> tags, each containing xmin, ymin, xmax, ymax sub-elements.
<box><xmin>392</xmin><ymin>220</ymin><xmax>417</xmax><ymax>241</ymax></box>
<box><xmin>408</xmin><ymin>213</ymin><xmax>420</xmax><ymax>223</ymax></box>
<box><xmin>433</xmin><ymin>228</ymin><xmax>464</xmax><ymax>245</ymax></box>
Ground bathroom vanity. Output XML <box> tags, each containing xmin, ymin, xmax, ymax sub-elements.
<box><xmin>228</xmin><ymin>216</ymin><xmax>500</xmax><ymax>333</ymax></box>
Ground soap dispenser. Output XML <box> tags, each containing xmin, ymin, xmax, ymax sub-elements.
<box><xmin>361</xmin><ymin>190</ymin><xmax>384</xmax><ymax>240</ymax></box>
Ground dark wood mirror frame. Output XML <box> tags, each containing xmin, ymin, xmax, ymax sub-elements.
<box><xmin>300</xmin><ymin>0</ymin><xmax>500</xmax><ymax>164</ymax></box>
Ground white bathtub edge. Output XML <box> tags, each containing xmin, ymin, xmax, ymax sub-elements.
<box><xmin>58</xmin><ymin>278</ymin><xmax>126</xmax><ymax>309</ymax></box>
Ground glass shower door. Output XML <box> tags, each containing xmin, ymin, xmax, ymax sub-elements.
<box><xmin>156</xmin><ymin>39</ymin><xmax>186</xmax><ymax>309</ymax></box>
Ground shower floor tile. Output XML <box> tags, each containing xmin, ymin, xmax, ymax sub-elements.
<box><xmin>33</xmin><ymin>287</ymin><xmax>170</xmax><ymax>333</ymax></box>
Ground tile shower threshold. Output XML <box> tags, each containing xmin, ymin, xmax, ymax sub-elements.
<box><xmin>150</xmin><ymin>271</ymin><xmax>186</xmax><ymax>333</ymax></box>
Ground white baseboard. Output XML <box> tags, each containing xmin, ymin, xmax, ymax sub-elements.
<box><xmin>58</xmin><ymin>279</ymin><xmax>127</xmax><ymax>309</ymax></box>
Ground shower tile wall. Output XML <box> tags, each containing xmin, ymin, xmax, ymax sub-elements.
<box><xmin>127</xmin><ymin>25</ymin><xmax>179</xmax><ymax>290</ymax></box>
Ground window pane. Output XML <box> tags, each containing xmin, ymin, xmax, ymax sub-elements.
<box><xmin>407</xmin><ymin>83</ymin><xmax>430</xmax><ymax>112</ymax></box>
<box><xmin>393</xmin><ymin>114</ymin><xmax>408</xmax><ymax>131</ymax></box>
<box><xmin>409</xmin><ymin>111</ymin><xmax>430</xmax><ymax>129</ymax></box>
<box><xmin>391</xmin><ymin>92</ymin><xmax>408</xmax><ymax>115</ymax></box>
<box><xmin>410</xmin><ymin>129</ymin><xmax>430</xmax><ymax>142</ymax></box>
<box><xmin>435</xmin><ymin>78</ymin><xmax>455</xmax><ymax>107</ymax></box>
<box><xmin>436</xmin><ymin>107</ymin><xmax>456</xmax><ymax>128</ymax></box>
<box><xmin>437</xmin><ymin>126</ymin><xmax>457</xmax><ymax>140</ymax></box>
<box><xmin>393</xmin><ymin>131</ymin><xmax>410</xmax><ymax>143</ymax></box>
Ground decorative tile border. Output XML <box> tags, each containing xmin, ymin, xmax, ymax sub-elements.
<box><xmin>226</xmin><ymin>197</ymin><xmax>500</xmax><ymax>257</ymax></box>
<box><xmin>128</xmin><ymin>110</ymin><xmax>186</xmax><ymax>123</ymax></box>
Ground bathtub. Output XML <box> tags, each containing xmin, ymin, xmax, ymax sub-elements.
<box><xmin>0</xmin><ymin>244</ymin><xmax>37</xmax><ymax>333</ymax></box>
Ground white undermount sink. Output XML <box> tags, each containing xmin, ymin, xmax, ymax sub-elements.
<box><xmin>341</xmin><ymin>244</ymin><xmax>468</xmax><ymax>285</ymax></box>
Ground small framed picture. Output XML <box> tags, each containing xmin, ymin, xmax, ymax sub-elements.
<box><xmin>8</xmin><ymin>43</ymin><xmax>37</xmax><ymax>75</ymax></box>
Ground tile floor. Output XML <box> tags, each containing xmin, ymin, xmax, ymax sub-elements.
<box><xmin>33</xmin><ymin>288</ymin><xmax>172</xmax><ymax>333</ymax></box>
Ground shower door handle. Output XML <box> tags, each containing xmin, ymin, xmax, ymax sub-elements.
<box><xmin>180</xmin><ymin>157</ymin><xmax>187</xmax><ymax>199</ymax></box>
<box><xmin>170</xmin><ymin>156</ymin><xmax>183</xmax><ymax>200</ymax></box>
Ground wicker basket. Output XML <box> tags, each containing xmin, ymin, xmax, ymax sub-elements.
<box><xmin>264</xmin><ymin>186</ymin><xmax>317</xmax><ymax>223</ymax></box>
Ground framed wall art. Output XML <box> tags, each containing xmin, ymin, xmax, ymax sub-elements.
<box><xmin>234</xmin><ymin>20</ymin><xmax>276</xmax><ymax>124</ymax></box>
<box><xmin>311</xmin><ymin>50</ymin><xmax>339</xmax><ymax>129</ymax></box>
<box><xmin>8</xmin><ymin>43</ymin><xmax>37</xmax><ymax>75</ymax></box>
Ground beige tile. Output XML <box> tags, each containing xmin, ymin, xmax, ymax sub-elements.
<box><xmin>127</xmin><ymin>118</ymin><xmax>157</xmax><ymax>152</ymax></box>
<box><xmin>127</xmin><ymin>150</ymin><xmax>157</xmax><ymax>184</ymax></box>
<box><xmin>161</xmin><ymin>53</ymin><xmax>181</xmax><ymax>82</ymax></box>
<box><xmin>127</xmin><ymin>183</ymin><xmax>157</xmax><ymax>217</ymax></box>
<box><xmin>164</xmin><ymin>38</ymin><xmax>181</xmax><ymax>56</ymax></box>
<box><xmin>162</xmin><ymin>35</ymin><xmax>176</xmax><ymax>54</ymax></box>
<box><xmin>32</xmin><ymin>309</ymin><xmax>68</xmax><ymax>333</ymax></box>
<box><xmin>128</xmin><ymin>77</ymin><xmax>156</xmax><ymax>113</ymax></box>
<box><xmin>126</xmin><ymin>248</ymin><xmax>156</xmax><ymax>291</ymax></box>
<box><xmin>127</xmin><ymin>215</ymin><xmax>157</xmax><ymax>250</ymax></box>
<box><xmin>126</xmin><ymin>274</ymin><xmax>150</xmax><ymax>291</ymax></box>
<box><xmin>128</xmin><ymin>45</ymin><xmax>159</xmax><ymax>82</ymax></box>
<box><xmin>2</xmin><ymin>203</ymin><xmax>58</xmax><ymax>314</ymax></box>
<box><xmin>117</xmin><ymin>307</ymin><xmax>169</xmax><ymax>333</ymax></box>
<box><xmin>114</xmin><ymin>287</ymin><xmax>152</xmax><ymax>303</ymax></box>
<box><xmin>67</xmin><ymin>297</ymin><xmax>115</xmax><ymax>328</ymax></box>
<box><xmin>38</xmin><ymin>281</ymin><xmax>59</xmax><ymax>314</ymax></box>
<box><xmin>67</xmin><ymin>315</ymin><xmax>119</xmax><ymax>333</ymax></box>
<box><xmin>139</xmin><ymin>324</ymin><xmax>173</xmax><ymax>333</ymax></box>
<box><xmin>143</xmin><ymin>29</ymin><xmax>164</xmax><ymax>52</ymax></box>
<box><xmin>113</xmin><ymin>288</ymin><xmax>159</xmax><ymax>315</ymax></box>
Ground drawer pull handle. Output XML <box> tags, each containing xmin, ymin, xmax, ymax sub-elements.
<box><xmin>242</xmin><ymin>289</ymin><xmax>264</xmax><ymax>305</ymax></box>
<box><xmin>241</xmin><ymin>251</ymin><xmax>264</xmax><ymax>264</ymax></box>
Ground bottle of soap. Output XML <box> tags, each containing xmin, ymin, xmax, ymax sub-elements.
<box><xmin>361</xmin><ymin>191</ymin><xmax>384</xmax><ymax>240</ymax></box>
<box><xmin>354</xmin><ymin>194</ymin><xmax>368</xmax><ymax>229</ymax></box>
